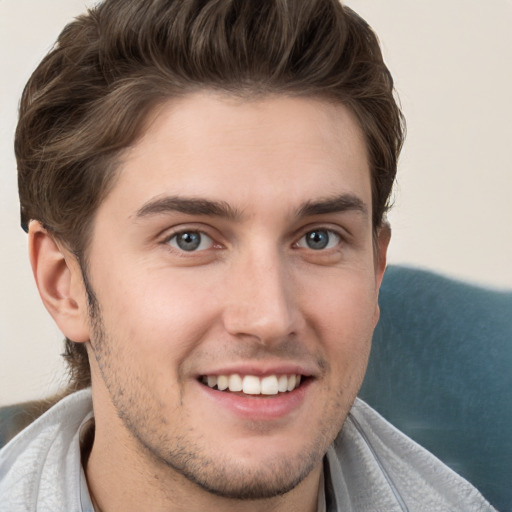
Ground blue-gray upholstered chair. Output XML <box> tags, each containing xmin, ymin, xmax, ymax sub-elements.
<box><xmin>359</xmin><ymin>266</ymin><xmax>512</xmax><ymax>511</ymax></box>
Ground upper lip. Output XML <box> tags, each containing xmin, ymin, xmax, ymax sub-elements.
<box><xmin>196</xmin><ymin>361</ymin><xmax>317</xmax><ymax>379</ymax></box>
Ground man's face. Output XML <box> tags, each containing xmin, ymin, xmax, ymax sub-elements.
<box><xmin>82</xmin><ymin>93</ymin><xmax>387</xmax><ymax>499</ymax></box>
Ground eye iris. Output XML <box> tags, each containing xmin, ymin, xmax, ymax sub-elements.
<box><xmin>306</xmin><ymin>230</ymin><xmax>329</xmax><ymax>250</ymax></box>
<box><xmin>176</xmin><ymin>232</ymin><xmax>201</xmax><ymax>251</ymax></box>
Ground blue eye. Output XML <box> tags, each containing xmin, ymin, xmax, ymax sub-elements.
<box><xmin>297</xmin><ymin>229</ymin><xmax>340</xmax><ymax>250</ymax></box>
<box><xmin>167</xmin><ymin>231</ymin><xmax>213</xmax><ymax>252</ymax></box>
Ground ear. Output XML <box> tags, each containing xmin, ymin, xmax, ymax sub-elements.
<box><xmin>375</xmin><ymin>221</ymin><xmax>391</xmax><ymax>287</ymax></box>
<box><xmin>28</xmin><ymin>221</ymin><xmax>90</xmax><ymax>343</ymax></box>
<box><xmin>372</xmin><ymin>221</ymin><xmax>391</xmax><ymax>327</ymax></box>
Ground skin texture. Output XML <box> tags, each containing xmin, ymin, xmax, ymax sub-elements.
<box><xmin>30</xmin><ymin>93</ymin><xmax>389</xmax><ymax>512</ymax></box>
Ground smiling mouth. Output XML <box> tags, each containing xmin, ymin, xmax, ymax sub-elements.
<box><xmin>200</xmin><ymin>374</ymin><xmax>305</xmax><ymax>396</ymax></box>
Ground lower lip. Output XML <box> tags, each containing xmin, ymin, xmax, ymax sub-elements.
<box><xmin>198</xmin><ymin>379</ymin><xmax>312</xmax><ymax>421</ymax></box>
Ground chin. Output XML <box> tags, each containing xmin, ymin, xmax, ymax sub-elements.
<box><xmin>171</xmin><ymin>450</ymin><xmax>322</xmax><ymax>500</ymax></box>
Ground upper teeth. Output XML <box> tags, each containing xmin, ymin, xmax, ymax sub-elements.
<box><xmin>202</xmin><ymin>374</ymin><xmax>302</xmax><ymax>395</ymax></box>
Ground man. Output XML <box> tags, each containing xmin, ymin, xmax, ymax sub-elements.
<box><xmin>0</xmin><ymin>0</ymin><xmax>496</xmax><ymax>510</ymax></box>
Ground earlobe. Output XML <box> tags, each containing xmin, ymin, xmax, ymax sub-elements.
<box><xmin>28</xmin><ymin>221</ymin><xmax>90</xmax><ymax>343</ymax></box>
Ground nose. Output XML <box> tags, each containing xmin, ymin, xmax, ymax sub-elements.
<box><xmin>222</xmin><ymin>250</ymin><xmax>302</xmax><ymax>345</ymax></box>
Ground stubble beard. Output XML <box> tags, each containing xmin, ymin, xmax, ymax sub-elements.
<box><xmin>82</xmin><ymin>269</ymin><xmax>342</xmax><ymax>502</ymax></box>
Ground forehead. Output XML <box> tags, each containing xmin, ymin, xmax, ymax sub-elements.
<box><xmin>102</xmin><ymin>92</ymin><xmax>371</xmax><ymax>221</ymax></box>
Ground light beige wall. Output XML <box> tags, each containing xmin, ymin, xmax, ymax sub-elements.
<box><xmin>1</xmin><ymin>0</ymin><xmax>511</xmax><ymax>406</ymax></box>
<box><xmin>346</xmin><ymin>0</ymin><xmax>512</xmax><ymax>289</ymax></box>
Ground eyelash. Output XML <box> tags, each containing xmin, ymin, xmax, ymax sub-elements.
<box><xmin>295</xmin><ymin>229</ymin><xmax>342</xmax><ymax>251</ymax></box>
<box><xmin>164</xmin><ymin>230</ymin><xmax>216</xmax><ymax>253</ymax></box>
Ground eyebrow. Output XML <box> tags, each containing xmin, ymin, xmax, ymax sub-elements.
<box><xmin>297</xmin><ymin>194</ymin><xmax>368</xmax><ymax>218</ymax></box>
<box><xmin>136</xmin><ymin>196</ymin><xmax>243</xmax><ymax>220</ymax></box>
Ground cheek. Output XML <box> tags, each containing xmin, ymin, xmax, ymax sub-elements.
<box><xmin>96</xmin><ymin>266</ymin><xmax>222</xmax><ymax>364</ymax></box>
<box><xmin>302</xmin><ymin>269</ymin><xmax>377</xmax><ymax>365</ymax></box>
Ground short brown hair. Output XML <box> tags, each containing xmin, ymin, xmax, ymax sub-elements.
<box><xmin>16</xmin><ymin>0</ymin><xmax>405</xmax><ymax>391</ymax></box>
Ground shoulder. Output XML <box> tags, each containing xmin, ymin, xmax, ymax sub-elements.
<box><xmin>326</xmin><ymin>398</ymin><xmax>497</xmax><ymax>512</ymax></box>
<box><xmin>0</xmin><ymin>389</ymin><xmax>93</xmax><ymax>511</ymax></box>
